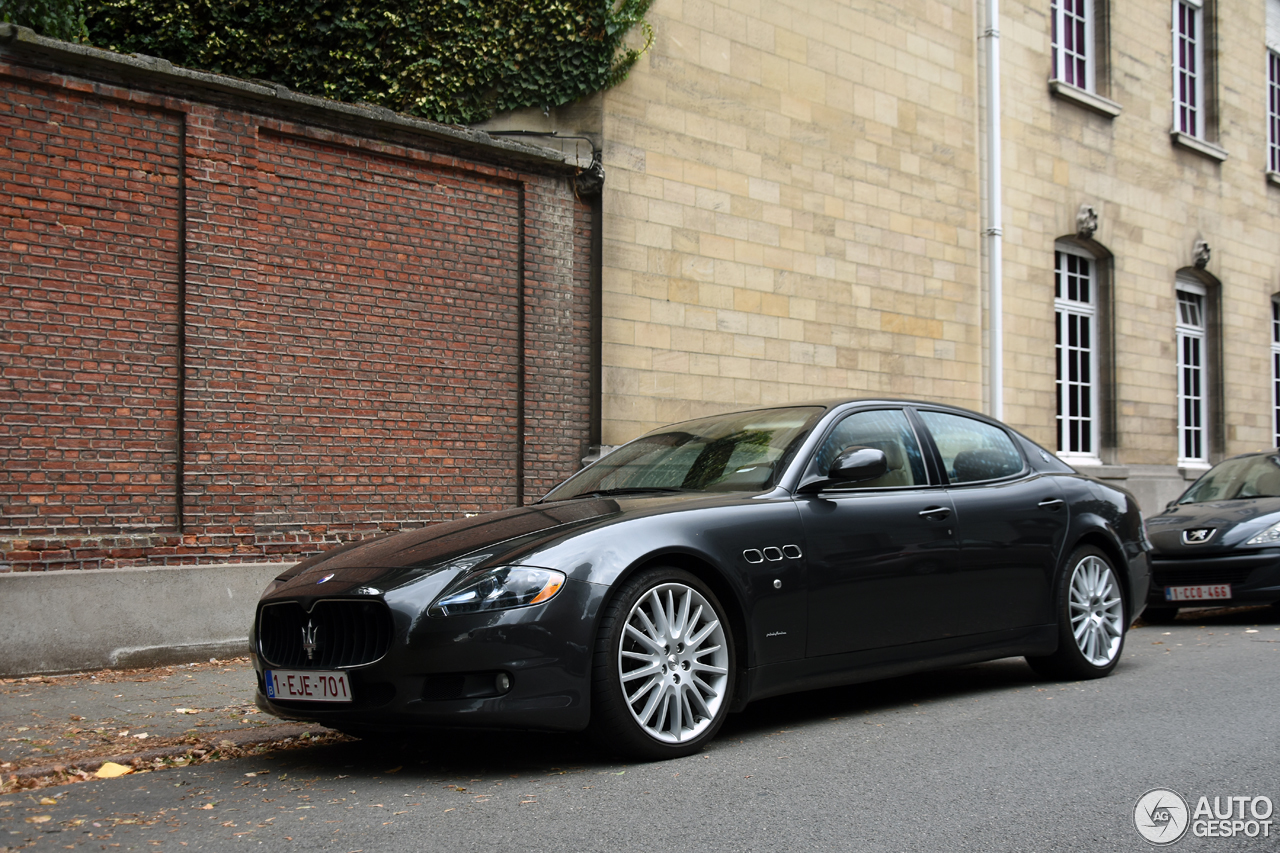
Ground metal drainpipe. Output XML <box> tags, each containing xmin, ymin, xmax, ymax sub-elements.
<box><xmin>983</xmin><ymin>0</ymin><xmax>1004</xmax><ymax>420</ymax></box>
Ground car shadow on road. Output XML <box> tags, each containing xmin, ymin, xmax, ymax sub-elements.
<box><xmin>1135</xmin><ymin>602</ymin><xmax>1279</xmax><ymax>627</ymax></box>
<box><xmin>241</xmin><ymin>604</ymin><xmax>1280</xmax><ymax>779</ymax></box>
<box><xmin>249</xmin><ymin>658</ymin><xmax>1050</xmax><ymax>779</ymax></box>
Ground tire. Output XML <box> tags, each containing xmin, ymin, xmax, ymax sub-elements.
<box><xmin>1026</xmin><ymin>545</ymin><xmax>1127</xmax><ymax>680</ymax></box>
<box><xmin>588</xmin><ymin>567</ymin><xmax>735</xmax><ymax>760</ymax></box>
<box><xmin>1139</xmin><ymin>606</ymin><xmax>1180</xmax><ymax>624</ymax></box>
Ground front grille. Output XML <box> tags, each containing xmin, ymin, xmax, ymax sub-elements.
<box><xmin>258</xmin><ymin>600</ymin><xmax>393</xmax><ymax>669</ymax></box>
<box><xmin>1152</xmin><ymin>565</ymin><xmax>1257</xmax><ymax>588</ymax></box>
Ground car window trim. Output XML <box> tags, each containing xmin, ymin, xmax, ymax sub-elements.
<box><xmin>797</xmin><ymin>406</ymin><xmax>941</xmax><ymax>493</ymax></box>
<box><xmin>907</xmin><ymin>405</ymin><xmax>1031</xmax><ymax>486</ymax></box>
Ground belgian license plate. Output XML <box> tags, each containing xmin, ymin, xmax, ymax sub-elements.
<box><xmin>1165</xmin><ymin>584</ymin><xmax>1232</xmax><ymax>602</ymax></box>
<box><xmin>265</xmin><ymin>669</ymin><xmax>352</xmax><ymax>703</ymax></box>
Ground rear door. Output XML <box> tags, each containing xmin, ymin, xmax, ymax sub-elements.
<box><xmin>914</xmin><ymin>408</ymin><xmax>1069</xmax><ymax>633</ymax></box>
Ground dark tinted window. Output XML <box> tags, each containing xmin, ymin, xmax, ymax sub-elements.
<box><xmin>918</xmin><ymin>410</ymin><xmax>1024</xmax><ymax>483</ymax></box>
<box><xmin>812</xmin><ymin>409</ymin><xmax>927</xmax><ymax>488</ymax></box>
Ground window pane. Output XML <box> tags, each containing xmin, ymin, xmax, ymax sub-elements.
<box><xmin>1055</xmin><ymin>250</ymin><xmax>1097</xmax><ymax>456</ymax></box>
<box><xmin>813</xmin><ymin>409</ymin><xmax>927</xmax><ymax>489</ymax></box>
<box><xmin>918</xmin><ymin>411</ymin><xmax>1025</xmax><ymax>483</ymax></box>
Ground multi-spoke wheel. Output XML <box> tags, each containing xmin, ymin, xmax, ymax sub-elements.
<box><xmin>589</xmin><ymin>568</ymin><xmax>734</xmax><ymax>759</ymax></box>
<box><xmin>1027</xmin><ymin>545</ymin><xmax>1127</xmax><ymax>680</ymax></box>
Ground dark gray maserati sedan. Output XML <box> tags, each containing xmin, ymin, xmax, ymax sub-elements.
<box><xmin>251</xmin><ymin>400</ymin><xmax>1151</xmax><ymax>759</ymax></box>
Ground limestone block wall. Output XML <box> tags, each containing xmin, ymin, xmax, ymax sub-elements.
<box><xmin>597</xmin><ymin>0</ymin><xmax>984</xmax><ymax>443</ymax></box>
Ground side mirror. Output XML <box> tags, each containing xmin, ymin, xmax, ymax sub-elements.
<box><xmin>828</xmin><ymin>446</ymin><xmax>889</xmax><ymax>483</ymax></box>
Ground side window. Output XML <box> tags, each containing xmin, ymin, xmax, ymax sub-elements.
<box><xmin>917</xmin><ymin>411</ymin><xmax>1025</xmax><ymax>483</ymax></box>
<box><xmin>812</xmin><ymin>410</ymin><xmax>927</xmax><ymax>489</ymax></box>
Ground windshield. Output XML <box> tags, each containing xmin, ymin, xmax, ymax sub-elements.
<box><xmin>543</xmin><ymin>407</ymin><xmax>825</xmax><ymax>501</ymax></box>
<box><xmin>1178</xmin><ymin>454</ymin><xmax>1280</xmax><ymax>503</ymax></box>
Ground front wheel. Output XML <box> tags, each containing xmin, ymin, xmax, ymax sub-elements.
<box><xmin>588</xmin><ymin>568</ymin><xmax>735</xmax><ymax>760</ymax></box>
<box><xmin>1027</xmin><ymin>546</ymin><xmax>1127</xmax><ymax>680</ymax></box>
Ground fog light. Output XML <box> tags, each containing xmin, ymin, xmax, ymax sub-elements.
<box><xmin>496</xmin><ymin>672</ymin><xmax>511</xmax><ymax>693</ymax></box>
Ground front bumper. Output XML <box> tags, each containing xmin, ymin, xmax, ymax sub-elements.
<box><xmin>1147</xmin><ymin>550</ymin><xmax>1280</xmax><ymax>607</ymax></box>
<box><xmin>252</xmin><ymin>577</ymin><xmax>606</xmax><ymax>733</ymax></box>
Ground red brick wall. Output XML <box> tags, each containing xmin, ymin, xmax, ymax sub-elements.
<box><xmin>0</xmin><ymin>58</ymin><xmax>592</xmax><ymax>571</ymax></box>
<box><xmin>0</xmin><ymin>75</ymin><xmax>183</xmax><ymax>538</ymax></box>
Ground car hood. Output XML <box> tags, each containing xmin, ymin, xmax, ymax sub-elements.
<box><xmin>265</xmin><ymin>491</ymin><xmax>739</xmax><ymax>596</ymax></box>
<box><xmin>1145</xmin><ymin>497</ymin><xmax>1280</xmax><ymax>555</ymax></box>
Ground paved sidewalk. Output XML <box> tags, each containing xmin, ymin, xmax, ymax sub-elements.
<box><xmin>0</xmin><ymin>658</ymin><xmax>339</xmax><ymax>789</ymax></box>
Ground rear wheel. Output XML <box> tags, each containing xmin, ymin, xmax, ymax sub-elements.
<box><xmin>1027</xmin><ymin>545</ymin><xmax>1127</xmax><ymax>680</ymax></box>
<box><xmin>588</xmin><ymin>567</ymin><xmax>734</xmax><ymax>760</ymax></box>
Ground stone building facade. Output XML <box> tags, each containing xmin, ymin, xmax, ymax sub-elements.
<box><xmin>490</xmin><ymin>0</ymin><xmax>1280</xmax><ymax>512</ymax></box>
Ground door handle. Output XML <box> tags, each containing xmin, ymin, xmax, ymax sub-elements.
<box><xmin>918</xmin><ymin>506</ymin><xmax>951</xmax><ymax>521</ymax></box>
<box><xmin>1038</xmin><ymin>497</ymin><xmax>1065</xmax><ymax>511</ymax></box>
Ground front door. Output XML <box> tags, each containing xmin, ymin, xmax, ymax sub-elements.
<box><xmin>799</xmin><ymin>408</ymin><xmax>962</xmax><ymax>657</ymax></box>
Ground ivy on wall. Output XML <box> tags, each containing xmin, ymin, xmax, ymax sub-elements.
<box><xmin>1</xmin><ymin>0</ymin><xmax>89</xmax><ymax>41</ymax></box>
<box><xmin>6</xmin><ymin>0</ymin><xmax>652</xmax><ymax>124</ymax></box>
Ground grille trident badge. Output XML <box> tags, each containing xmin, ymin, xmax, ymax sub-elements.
<box><xmin>301</xmin><ymin>620</ymin><xmax>319</xmax><ymax>661</ymax></box>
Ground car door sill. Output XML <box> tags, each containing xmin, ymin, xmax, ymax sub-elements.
<box><xmin>740</xmin><ymin>625</ymin><xmax>1057</xmax><ymax>705</ymax></box>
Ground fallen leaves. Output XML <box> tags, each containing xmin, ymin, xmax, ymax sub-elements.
<box><xmin>95</xmin><ymin>762</ymin><xmax>133</xmax><ymax>779</ymax></box>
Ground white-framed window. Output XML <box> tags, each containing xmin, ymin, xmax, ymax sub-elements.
<box><xmin>1272</xmin><ymin>297</ymin><xmax>1280</xmax><ymax>447</ymax></box>
<box><xmin>1055</xmin><ymin>247</ymin><xmax>1099</xmax><ymax>459</ymax></box>
<box><xmin>1173</xmin><ymin>0</ymin><xmax>1205</xmax><ymax>138</ymax></box>
<box><xmin>1051</xmin><ymin>0</ymin><xmax>1094</xmax><ymax>90</ymax></box>
<box><xmin>1176</xmin><ymin>280</ymin><xmax>1208</xmax><ymax>463</ymax></box>
<box><xmin>1268</xmin><ymin>0</ymin><xmax>1280</xmax><ymax>172</ymax></box>
<box><xmin>1270</xmin><ymin>51</ymin><xmax>1280</xmax><ymax>173</ymax></box>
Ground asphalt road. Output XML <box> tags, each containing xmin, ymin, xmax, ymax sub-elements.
<box><xmin>4</xmin><ymin>606</ymin><xmax>1279</xmax><ymax>852</ymax></box>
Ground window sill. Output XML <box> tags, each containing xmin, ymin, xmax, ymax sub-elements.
<box><xmin>1170</xmin><ymin>131</ymin><xmax>1228</xmax><ymax>162</ymax></box>
<box><xmin>1178</xmin><ymin>463</ymin><xmax>1211</xmax><ymax>480</ymax></box>
<box><xmin>1267</xmin><ymin>171</ymin><xmax>1280</xmax><ymax>187</ymax></box>
<box><xmin>1048</xmin><ymin>81</ymin><xmax>1122</xmax><ymax>118</ymax></box>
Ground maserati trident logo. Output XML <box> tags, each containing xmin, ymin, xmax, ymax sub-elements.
<box><xmin>1182</xmin><ymin>528</ymin><xmax>1215</xmax><ymax>545</ymax></box>
<box><xmin>301</xmin><ymin>620</ymin><xmax>319</xmax><ymax>661</ymax></box>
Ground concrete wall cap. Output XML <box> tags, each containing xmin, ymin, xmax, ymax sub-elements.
<box><xmin>0</xmin><ymin>23</ymin><xmax>577</xmax><ymax>174</ymax></box>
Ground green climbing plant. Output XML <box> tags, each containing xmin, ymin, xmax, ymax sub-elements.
<box><xmin>81</xmin><ymin>0</ymin><xmax>652</xmax><ymax>124</ymax></box>
<box><xmin>1</xmin><ymin>0</ymin><xmax>89</xmax><ymax>41</ymax></box>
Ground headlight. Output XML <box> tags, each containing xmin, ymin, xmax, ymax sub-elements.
<box><xmin>428</xmin><ymin>567</ymin><xmax>566</xmax><ymax>617</ymax></box>
<box><xmin>1247</xmin><ymin>521</ymin><xmax>1280</xmax><ymax>545</ymax></box>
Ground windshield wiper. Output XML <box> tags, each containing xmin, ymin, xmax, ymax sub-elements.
<box><xmin>567</xmin><ymin>487</ymin><xmax>689</xmax><ymax>500</ymax></box>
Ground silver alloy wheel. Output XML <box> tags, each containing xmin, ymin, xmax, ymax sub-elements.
<box><xmin>618</xmin><ymin>582</ymin><xmax>730</xmax><ymax>744</ymax></box>
<box><xmin>1068</xmin><ymin>555</ymin><xmax>1124</xmax><ymax>666</ymax></box>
